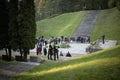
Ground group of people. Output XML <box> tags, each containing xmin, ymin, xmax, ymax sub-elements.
<box><xmin>76</xmin><ymin>35</ymin><xmax>90</xmax><ymax>43</ymax></box>
<box><xmin>35</xmin><ymin>35</ymin><xmax>91</xmax><ymax>60</ymax></box>
<box><xmin>36</xmin><ymin>36</ymin><xmax>60</xmax><ymax>60</ymax></box>
<box><xmin>47</xmin><ymin>42</ymin><xmax>60</xmax><ymax>60</ymax></box>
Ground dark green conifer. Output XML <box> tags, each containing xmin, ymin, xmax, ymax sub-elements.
<box><xmin>19</xmin><ymin>0</ymin><xmax>36</xmax><ymax>61</ymax></box>
<box><xmin>0</xmin><ymin>0</ymin><xmax>12</xmax><ymax>60</ymax></box>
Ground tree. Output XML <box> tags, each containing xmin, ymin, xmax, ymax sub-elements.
<box><xmin>9</xmin><ymin>0</ymin><xmax>25</xmax><ymax>59</ymax></box>
<box><xmin>0</xmin><ymin>0</ymin><xmax>8</xmax><ymax>49</ymax></box>
<box><xmin>34</xmin><ymin>0</ymin><xmax>112</xmax><ymax>20</ymax></box>
<box><xmin>9</xmin><ymin>0</ymin><xmax>19</xmax><ymax>60</ymax></box>
<box><xmin>0</xmin><ymin>0</ymin><xmax>12</xmax><ymax>60</ymax></box>
<box><xmin>19</xmin><ymin>0</ymin><xmax>36</xmax><ymax>61</ymax></box>
<box><xmin>116</xmin><ymin>0</ymin><xmax>120</xmax><ymax>11</ymax></box>
<box><xmin>108</xmin><ymin>0</ymin><xmax>116</xmax><ymax>8</ymax></box>
<box><xmin>9</xmin><ymin>0</ymin><xmax>19</xmax><ymax>48</ymax></box>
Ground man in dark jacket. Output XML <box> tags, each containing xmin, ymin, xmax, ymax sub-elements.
<box><xmin>102</xmin><ymin>35</ymin><xmax>105</xmax><ymax>44</ymax></box>
<box><xmin>48</xmin><ymin>43</ymin><xmax>53</xmax><ymax>60</ymax></box>
<box><xmin>53</xmin><ymin>42</ymin><xmax>59</xmax><ymax>60</ymax></box>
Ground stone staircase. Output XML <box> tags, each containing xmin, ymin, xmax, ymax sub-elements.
<box><xmin>72</xmin><ymin>10</ymin><xmax>100</xmax><ymax>38</ymax></box>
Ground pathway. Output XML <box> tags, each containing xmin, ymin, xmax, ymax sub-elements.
<box><xmin>0</xmin><ymin>62</ymin><xmax>40</xmax><ymax>80</ymax></box>
<box><xmin>72</xmin><ymin>10</ymin><xmax>100</xmax><ymax>38</ymax></box>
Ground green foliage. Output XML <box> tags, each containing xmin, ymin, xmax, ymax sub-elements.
<box><xmin>9</xmin><ymin>0</ymin><xmax>19</xmax><ymax>49</ymax></box>
<box><xmin>36</xmin><ymin>11</ymin><xmax>85</xmax><ymax>39</ymax></box>
<box><xmin>108</xmin><ymin>0</ymin><xmax>116</xmax><ymax>8</ymax></box>
<box><xmin>35</xmin><ymin>0</ymin><xmax>110</xmax><ymax>20</ymax></box>
<box><xmin>17</xmin><ymin>0</ymin><xmax>36</xmax><ymax>61</ymax></box>
<box><xmin>12</xmin><ymin>45</ymin><xmax>120</xmax><ymax>80</ymax></box>
<box><xmin>116</xmin><ymin>0</ymin><xmax>120</xmax><ymax>11</ymax></box>
<box><xmin>0</xmin><ymin>0</ymin><xmax>9</xmax><ymax>49</ymax></box>
<box><xmin>8</xmin><ymin>0</ymin><xmax>36</xmax><ymax>61</ymax></box>
<box><xmin>108</xmin><ymin>0</ymin><xmax>120</xmax><ymax>10</ymax></box>
<box><xmin>19</xmin><ymin>0</ymin><xmax>36</xmax><ymax>49</ymax></box>
<box><xmin>37</xmin><ymin>0</ymin><xmax>62</xmax><ymax>20</ymax></box>
<box><xmin>91</xmin><ymin>8</ymin><xmax>120</xmax><ymax>44</ymax></box>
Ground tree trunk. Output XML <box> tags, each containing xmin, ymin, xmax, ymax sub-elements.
<box><xmin>8</xmin><ymin>46</ymin><xmax>12</xmax><ymax>61</ymax></box>
<box><xmin>5</xmin><ymin>48</ymin><xmax>8</xmax><ymax>55</ymax></box>
<box><xmin>19</xmin><ymin>48</ymin><xmax>23</xmax><ymax>58</ymax></box>
<box><xmin>23</xmin><ymin>49</ymin><xmax>29</xmax><ymax>62</ymax></box>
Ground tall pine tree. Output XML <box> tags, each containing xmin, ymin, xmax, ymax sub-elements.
<box><xmin>19</xmin><ymin>0</ymin><xmax>36</xmax><ymax>61</ymax></box>
<box><xmin>0</xmin><ymin>0</ymin><xmax>9</xmax><ymax>49</ymax></box>
<box><xmin>0</xmin><ymin>0</ymin><xmax>12</xmax><ymax>60</ymax></box>
<box><xmin>9</xmin><ymin>0</ymin><xmax>19</xmax><ymax>59</ymax></box>
<box><xmin>9</xmin><ymin>0</ymin><xmax>25</xmax><ymax>58</ymax></box>
<box><xmin>9</xmin><ymin>0</ymin><xmax>19</xmax><ymax>48</ymax></box>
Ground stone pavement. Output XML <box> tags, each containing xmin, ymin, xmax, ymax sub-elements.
<box><xmin>59</xmin><ymin>40</ymin><xmax>117</xmax><ymax>57</ymax></box>
<box><xmin>100</xmin><ymin>40</ymin><xmax>117</xmax><ymax>49</ymax></box>
<box><xmin>59</xmin><ymin>42</ymin><xmax>89</xmax><ymax>57</ymax></box>
<box><xmin>30</xmin><ymin>40</ymin><xmax>117</xmax><ymax>57</ymax></box>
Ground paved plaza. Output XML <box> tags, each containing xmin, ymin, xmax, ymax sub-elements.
<box><xmin>30</xmin><ymin>40</ymin><xmax>117</xmax><ymax>57</ymax></box>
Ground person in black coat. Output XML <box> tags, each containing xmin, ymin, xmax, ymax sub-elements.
<box><xmin>53</xmin><ymin>42</ymin><xmax>60</xmax><ymax>60</ymax></box>
<box><xmin>66</xmin><ymin>51</ymin><xmax>72</xmax><ymax>57</ymax></box>
<box><xmin>102</xmin><ymin>35</ymin><xmax>105</xmax><ymax>44</ymax></box>
<box><xmin>48</xmin><ymin>43</ymin><xmax>53</xmax><ymax>60</ymax></box>
<box><xmin>43</xmin><ymin>46</ymin><xmax>47</xmax><ymax>56</ymax></box>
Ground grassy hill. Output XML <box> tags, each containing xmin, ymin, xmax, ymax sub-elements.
<box><xmin>36</xmin><ymin>7</ymin><xmax>120</xmax><ymax>43</ymax></box>
<box><xmin>91</xmin><ymin>8</ymin><xmax>120</xmax><ymax>44</ymax></box>
<box><xmin>36</xmin><ymin>11</ymin><xmax>85</xmax><ymax>39</ymax></box>
<box><xmin>13</xmin><ymin>45</ymin><xmax>120</xmax><ymax>80</ymax></box>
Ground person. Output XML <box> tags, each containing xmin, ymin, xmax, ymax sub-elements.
<box><xmin>39</xmin><ymin>43</ymin><xmax>42</xmax><ymax>54</ymax></box>
<box><xmin>36</xmin><ymin>44</ymin><xmax>40</xmax><ymax>55</ymax></box>
<box><xmin>53</xmin><ymin>42</ymin><xmax>60</xmax><ymax>60</ymax></box>
<box><xmin>36</xmin><ymin>43</ymin><xmax>42</xmax><ymax>55</ymax></box>
<box><xmin>61</xmin><ymin>36</ymin><xmax>64</xmax><ymax>42</ymax></box>
<box><xmin>43</xmin><ymin>46</ymin><xmax>47</xmax><ymax>56</ymax></box>
<box><xmin>102</xmin><ymin>35</ymin><xmax>105</xmax><ymax>44</ymax></box>
<box><xmin>47</xmin><ymin>43</ymin><xmax>53</xmax><ymax>60</ymax></box>
<box><xmin>44</xmin><ymin>39</ymin><xmax>48</xmax><ymax>46</ymax></box>
<box><xmin>66</xmin><ymin>51</ymin><xmax>72</xmax><ymax>57</ymax></box>
<box><xmin>87</xmin><ymin>36</ymin><xmax>90</xmax><ymax>43</ymax></box>
<box><xmin>60</xmin><ymin>51</ymin><xmax>63</xmax><ymax>56</ymax></box>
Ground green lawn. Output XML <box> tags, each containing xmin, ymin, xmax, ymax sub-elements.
<box><xmin>91</xmin><ymin>7</ymin><xmax>120</xmax><ymax>44</ymax></box>
<box><xmin>12</xmin><ymin>45</ymin><xmax>120</xmax><ymax>80</ymax></box>
<box><xmin>36</xmin><ymin>11</ymin><xmax>85</xmax><ymax>39</ymax></box>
